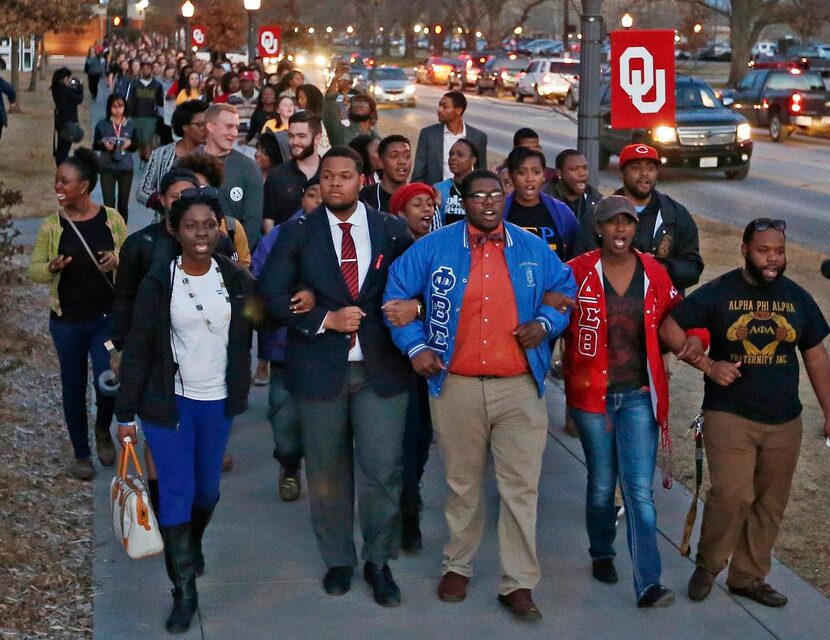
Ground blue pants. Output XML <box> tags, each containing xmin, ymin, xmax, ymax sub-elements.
<box><xmin>267</xmin><ymin>363</ymin><xmax>302</xmax><ymax>468</ymax></box>
<box><xmin>142</xmin><ymin>396</ymin><xmax>233</xmax><ymax>527</ymax></box>
<box><xmin>570</xmin><ymin>389</ymin><xmax>661</xmax><ymax>599</ymax></box>
<box><xmin>48</xmin><ymin>314</ymin><xmax>114</xmax><ymax>460</ymax></box>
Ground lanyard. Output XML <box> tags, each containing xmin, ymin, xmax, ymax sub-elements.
<box><xmin>112</xmin><ymin>119</ymin><xmax>123</xmax><ymax>139</ymax></box>
<box><xmin>174</xmin><ymin>257</ymin><xmax>231</xmax><ymax>334</ymax></box>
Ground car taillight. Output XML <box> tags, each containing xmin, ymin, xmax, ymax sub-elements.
<box><xmin>791</xmin><ymin>93</ymin><xmax>802</xmax><ymax>113</ymax></box>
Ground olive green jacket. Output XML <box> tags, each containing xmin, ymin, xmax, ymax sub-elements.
<box><xmin>28</xmin><ymin>207</ymin><xmax>127</xmax><ymax>316</ymax></box>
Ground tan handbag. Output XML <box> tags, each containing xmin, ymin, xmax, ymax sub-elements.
<box><xmin>110</xmin><ymin>440</ymin><xmax>164</xmax><ymax>559</ymax></box>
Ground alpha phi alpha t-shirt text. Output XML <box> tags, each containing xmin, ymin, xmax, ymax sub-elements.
<box><xmin>671</xmin><ymin>268</ymin><xmax>829</xmax><ymax>424</ymax></box>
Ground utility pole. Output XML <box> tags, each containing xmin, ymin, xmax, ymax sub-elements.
<box><xmin>577</xmin><ymin>0</ymin><xmax>604</xmax><ymax>187</ymax></box>
<box><xmin>563</xmin><ymin>0</ymin><xmax>570</xmax><ymax>46</ymax></box>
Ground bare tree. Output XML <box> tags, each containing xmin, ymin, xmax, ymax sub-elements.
<box><xmin>680</xmin><ymin>0</ymin><xmax>787</xmax><ymax>86</ymax></box>
<box><xmin>198</xmin><ymin>0</ymin><xmax>246</xmax><ymax>54</ymax></box>
<box><xmin>787</xmin><ymin>0</ymin><xmax>830</xmax><ymax>43</ymax></box>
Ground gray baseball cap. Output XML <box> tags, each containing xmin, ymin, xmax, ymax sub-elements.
<box><xmin>594</xmin><ymin>195</ymin><xmax>638</xmax><ymax>224</ymax></box>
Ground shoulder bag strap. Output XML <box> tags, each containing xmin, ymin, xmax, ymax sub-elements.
<box><xmin>58</xmin><ymin>209</ymin><xmax>115</xmax><ymax>290</ymax></box>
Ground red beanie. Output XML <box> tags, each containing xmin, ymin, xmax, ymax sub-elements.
<box><xmin>389</xmin><ymin>182</ymin><xmax>436</xmax><ymax>215</ymax></box>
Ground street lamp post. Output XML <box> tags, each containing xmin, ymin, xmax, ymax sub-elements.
<box><xmin>621</xmin><ymin>13</ymin><xmax>633</xmax><ymax>29</ymax></box>
<box><xmin>578</xmin><ymin>0</ymin><xmax>604</xmax><ymax>187</ymax></box>
<box><xmin>181</xmin><ymin>0</ymin><xmax>195</xmax><ymax>54</ymax></box>
<box><xmin>243</xmin><ymin>0</ymin><xmax>261</xmax><ymax>65</ymax></box>
<box><xmin>692</xmin><ymin>23</ymin><xmax>703</xmax><ymax>70</ymax></box>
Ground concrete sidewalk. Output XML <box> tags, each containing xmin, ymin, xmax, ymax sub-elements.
<box><xmin>91</xmin><ymin>382</ymin><xmax>830</xmax><ymax>640</ymax></box>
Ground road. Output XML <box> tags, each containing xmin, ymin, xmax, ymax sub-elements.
<box><xmin>382</xmin><ymin>84</ymin><xmax>830</xmax><ymax>256</ymax></box>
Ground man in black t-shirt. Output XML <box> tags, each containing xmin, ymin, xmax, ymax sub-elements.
<box><xmin>661</xmin><ymin>218</ymin><xmax>830</xmax><ymax>608</ymax></box>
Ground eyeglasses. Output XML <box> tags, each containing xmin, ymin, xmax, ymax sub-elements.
<box><xmin>465</xmin><ymin>190</ymin><xmax>505</xmax><ymax>203</ymax></box>
<box><xmin>749</xmin><ymin>218</ymin><xmax>786</xmax><ymax>232</ymax></box>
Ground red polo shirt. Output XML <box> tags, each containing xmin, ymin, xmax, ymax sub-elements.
<box><xmin>449</xmin><ymin>223</ymin><xmax>529</xmax><ymax>377</ymax></box>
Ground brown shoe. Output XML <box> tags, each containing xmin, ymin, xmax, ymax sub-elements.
<box><xmin>95</xmin><ymin>429</ymin><xmax>116</xmax><ymax>467</ymax></box>
<box><xmin>688</xmin><ymin>566</ymin><xmax>717</xmax><ymax>602</ymax></box>
<box><xmin>70</xmin><ymin>458</ymin><xmax>95</xmax><ymax>481</ymax></box>
<box><xmin>497</xmin><ymin>588</ymin><xmax>542</xmax><ymax>620</ymax></box>
<box><xmin>728</xmin><ymin>581</ymin><xmax>788</xmax><ymax>607</ymax></box>
<box><xmin>437</xmin><ymin>571</ymin><xmax>469</xmax><ymax>602</ymax></box>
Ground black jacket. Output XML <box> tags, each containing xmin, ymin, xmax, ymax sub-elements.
<box><xmin>573</xmin><ymin>188</ymin><xmax>704</xmax><ymax>291</ymax></box>
<box><xmin>115</xmin><ymin>254</ymin><xmax>253</xmax><ymax>427</ymax></box>
<box><xmin>552</xmin><ymin>181</ymin><xmax>602</xmax><ymax>224</ymax></box>
<box><xmin>110</xmin><ymin>222</ymin><xmax>237</xmax><ymax>350</ymax></box>
<box><xmin>257</xmin><ymin>206</ymin><xmax>413</xmax><ymax>401</ymax></box>
<box><xmin>52</xmin><ymin>82</ymin><xmax>83</xmax><ymax>128</ymax></box>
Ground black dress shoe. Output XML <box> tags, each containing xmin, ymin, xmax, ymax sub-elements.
<box><xmin>323</xmin><ymin>566</ymin><xmax>353</xmax><ymax>596</ymax></box>
<box><xmin>363</xmin><ymin>562</ymin><xmax>401</xmax><ymax>607</ymax></box>
<box><xmin>592</xmin><ymin>558</ymin><xmax>618</xmax><ymax>584</ymax></box>
<box><xmin>728</xmin><ymin>581</ymin><xmax>788</xmax><ymax>607</ymax></box>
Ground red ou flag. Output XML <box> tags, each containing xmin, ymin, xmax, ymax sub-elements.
<box><xmin>258</xmin><ymin>25</ymin><xmax>282</xmax><ymax>57</ymax></box>
<box><xmin>610</xmin><ymin>30</ymin><xmax>675</xmax><ymax>129</ymax></box>
<box><xmin>191</xmin><ymin>26</ymin><xmax>207</xmax><ymax>49</ymax></box>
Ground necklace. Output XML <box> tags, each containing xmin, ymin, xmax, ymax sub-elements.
<box><xmin>175</xmin><ymin>257</ymin><xmax>231</xmax><ymax>333</ymax></box>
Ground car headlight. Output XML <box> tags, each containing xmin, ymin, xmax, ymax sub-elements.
<box><xmin>652</xmin><ymin>126</ymin><xmax>677</xmax><ymax>144</ymax></box>
<box><xmin>371</xmin><ymin>85</ymin><xmax>384</xmax><ymax>95</ymax></box>
<box><xmin>736</xmin><ymin>122</ymin><xmax>752</xmax><ymax>142</ymax></box>
<box><xmin>404</xmin><ymin>84</ymin><xmax>416</xmax><ymax>95</ymax></box>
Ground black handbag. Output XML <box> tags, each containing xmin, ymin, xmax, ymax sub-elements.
<box><xmin>58</xmin><ymin>122</ymin><xmax>85</xmax><ymax>143</ymax></box>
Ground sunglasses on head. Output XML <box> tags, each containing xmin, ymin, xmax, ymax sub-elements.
<box><xmin>749</xmin><ymin>218</ymin><xmax>786</xmax><ymax>233</ymax></box>
<box><xmin>177</xmin><ymin>186</ymin><xmax>220</xmax><ymax>201</ymax></box>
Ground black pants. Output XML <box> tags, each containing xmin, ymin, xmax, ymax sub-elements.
<box><xmin>157</xmin><ymin>118</ymin><xmax>173</xmax><ymax>145</ymax></box>
<box><xmin>54</xmin><ymin>133</ymin><xmax>72</xmax><ymax>167</ymax></box>
<box><xmin>100</xmin><ymin>169</ymin><xmax>133</xmax><ymax>224</ymax></box>
<box><xmin>401</xmin><ymin>376</ymin><xmax>433</xmax><ymax>507</ymax></box>
<box><xmin>86</xmin><ymin>74</ymin><xmax>101</xmax><ymax>100</ymax></box>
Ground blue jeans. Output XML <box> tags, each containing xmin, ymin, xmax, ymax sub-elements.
<box><xmin>570</xmin><ymin>390</ymin><xmax>661</xmax><ymax>599</ymax></box>
<box><xmin>142</xmin><ymin>396</ymin><xmax>233</xmax><ymax>527</ymax></box>
<box><xmin>48</xmin><ymin>314</ymin><xmax>114</xmax><ymax>460</ymax></box>
<box><xmin>267</xmin><ymin>363</ymin><xmax>302</xmax><ymax>468</ymax></box>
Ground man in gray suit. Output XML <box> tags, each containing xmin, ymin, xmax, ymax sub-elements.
<box><xmin>412</xmin><ymin>91</ymin><xmax>487</xmax><ymax>186</ymax></box>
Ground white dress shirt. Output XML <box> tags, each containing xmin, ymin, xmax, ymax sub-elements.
<box><xmin>442</xmin><ymin>123</ymin><xmax>468</xmax><ymax>181</ymax></box>
<box><xmin>322</xmin><ymin>202</ymin><xmax>371</xmax><ymax>361</ymax></box>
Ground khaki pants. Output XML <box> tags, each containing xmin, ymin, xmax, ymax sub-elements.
<box><xmin>696</xmin><ymin>410</ymin><xmax>802</xmax><ymax>588</ymax></box>
<box><xmin>430</xmin><ymin>373</ymin><xmax>548</xmax><ymax>594</ymax></box>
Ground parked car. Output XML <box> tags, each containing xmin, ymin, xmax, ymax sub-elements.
<box><xmin>752</xmin><ymin>41</ymin><xmax>778</xmax><ymax>58</ymax></box>
<box><xmin>700</xmin><ymin>41</ymin><xmax>732</xmax><ymax>61</ymax></box>
<box><xmin>475</xmin><ymin>54</ymin><xmax>530</xmax><ymax>97</ymax></box>
<box><xmin>447</xmin><ymin>53</ymin><xmax>490</xmax><ymax>91</ymax></box>
<box><xmin>414</xmin><ymin>57</ymin><xmax>459</xmax><ymax>85</ymax></box>
<box><xmin>722</xmin><ymin>68</ymin><xmax>830</xmax><ymax>141</ymax></box>
<box><xmin>363</xmin><ymin>66</ymin><xmax>416</xmax><ymax>108</ymax></box>
<box><xmin>515</xmin><ymin>57</ymin><xmax>579</xmax><ymax>104</ymax></box>
<box><xmin>599</xmin><ymin>75</ymin><xmax>753</xmax><ymax>180</ymax></box>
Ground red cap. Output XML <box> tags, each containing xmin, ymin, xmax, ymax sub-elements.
<box><xmin>618</xmin><ymin>143</ymin><xmax>660</xmax><ymax>168</ymax></box>
<box><xmin>239</xmin><ymin>71</ymin><xmax>256</xmax><ymax>81</ymax></box>
<box><xmin>389</xmin><ymin>182</ymin><xmax>436</xmax><ymax>215</ymax></box>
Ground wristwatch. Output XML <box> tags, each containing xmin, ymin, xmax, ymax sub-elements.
<box><xmin>416</xmin><ymin>302</ymin><xmax>425</xmax><ymax>320</ymax></box>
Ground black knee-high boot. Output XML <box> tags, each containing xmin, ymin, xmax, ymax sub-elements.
<box><xmin>160</xmin><ymin>523</ymin><xmax>198</xmax><ymax>633</ymax></box>
<box><xmin>147</xmin><ymin>479</ymin><xmax>160</xmax><ymax>515</ymax></box>
<box><xmin>190</xmin><ymin>505</ymin><xmax>215</xmax><ymax>577</ymax></box>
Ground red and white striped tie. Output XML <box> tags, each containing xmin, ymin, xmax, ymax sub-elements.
<box><xmin>338</xmin><ymin>223</ymin><xmax>359</xmax><ymax>348</ymax></box>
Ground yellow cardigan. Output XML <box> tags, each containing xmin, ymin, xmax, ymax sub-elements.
<box><xmin>28</xmin><ymin>207</ymin><xmax>128</xmax><ymax>316</ymax></box>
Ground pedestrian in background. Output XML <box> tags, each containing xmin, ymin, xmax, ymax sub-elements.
<box><xmin>51</xmin><ymin>67</ymin><xmax>84</xmax><ymax>166</ymax></box>
<box><xmin>84</xmin><ymin>46</ymin><xmax>104</xmax><ymax>101</ymax></box>
<box><xmin>28</xmin><ymin>148</ymin><xmax>126</xmax><ymax>480</ymax></box>
<box><xmin>433</xmin><ymin>138</ymin><xmax>478</xmax><ymax>227</ymax></box>
<box><xmin>0</xmin><ymin>58</ymin><xmax>17</xmax><ymax>147</ymax></box>
<box><xmin>93</xmin><ymin>93</ymin><xmax>135</xmax><ymax>223</ymax></box>
<box><xmin>126</xmin><ymin>60</ymin><xmax>164</xmax><ymax>163</ymax></box>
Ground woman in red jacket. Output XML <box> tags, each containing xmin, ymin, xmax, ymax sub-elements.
<box><xmin>563</xmin><ymin>195</ymin><xmax>703</xmax><ymax>608</ymax></box>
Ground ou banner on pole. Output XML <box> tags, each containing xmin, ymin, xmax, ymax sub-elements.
<box><xmin>610</xmin><ymin>30</ymin><xmax>675</xmax><ymax>129</ymax></box>
<box><xmin>191</xmin><ymin>26</ymin><xmax>207</xmax><ymax>49</ymax></box>
<box><xmin>258</xmin><ymin>25</ymin><xmax>282</xmax><ymax>57</ymax></box>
